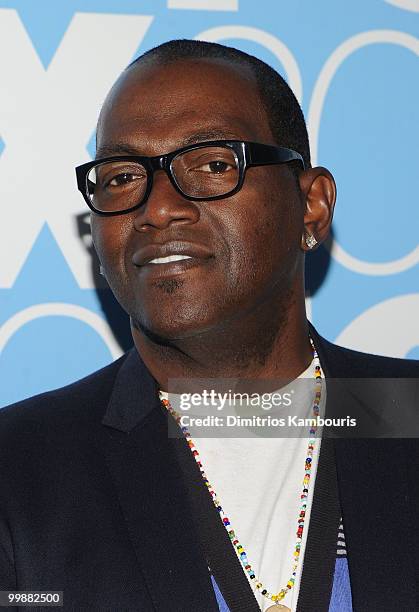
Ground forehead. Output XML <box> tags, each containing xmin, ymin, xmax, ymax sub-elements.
<box><xmin>96</xmin><ymin>57</ymin><xmax>274</xmax><ymax>155</ymax></box>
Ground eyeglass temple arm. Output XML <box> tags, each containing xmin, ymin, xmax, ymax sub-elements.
<box><xmin>246</xmin><ymin>142</ymin><xmax>305</xmax><ymax>170</ymax></box>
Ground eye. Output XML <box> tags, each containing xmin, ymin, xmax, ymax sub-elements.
<box><xmin>100</xmin><ymin>166</ymin><xmax>147</xmax><ymax>190</ymax></box>
<box><xmin>109</xmin><ymin>172</ymin><xmax>141</xmax><ymax>187</ymax></box>
<box><xmin>172</xmin><ymin>146</ymin><xmax>238</xmax><ymax>180</ymax></box>
<box><xmin>196</xmin><ymin>159</ymin><xmax>236</xmax><ymax>174</ymax></box>
<box><xmin>205</xmin><ymin>160</ymin><xmax>232</xmax><ymax>173</ymax></box>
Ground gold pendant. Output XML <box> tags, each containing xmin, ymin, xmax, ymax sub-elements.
<box><xmin>265</xmin><ymin>605</ymin><xmax>291</xmax><ymax>611</ymax></box>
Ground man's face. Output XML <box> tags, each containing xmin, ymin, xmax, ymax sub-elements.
<box><xmin>92</xmin><ymin>58</ymin><xmax>306</xmax><ymax>340</ymax></box>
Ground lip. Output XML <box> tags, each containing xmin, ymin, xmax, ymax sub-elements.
<box><xmin>132</xmin><ymin>241</ymin><xmax>213</xmax><ymax>267</ymax></box>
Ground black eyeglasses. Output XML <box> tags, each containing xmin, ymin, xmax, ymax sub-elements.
<box><xmin>75</xmin><ymin>140</ymin><xmax>305</xmax><ymax>216</ymax></box>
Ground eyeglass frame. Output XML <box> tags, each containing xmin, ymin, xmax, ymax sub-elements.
<box><xmin>75</xmin><ymin>139</ymin><xmax>305</xmax><ymax>217</ymax></box>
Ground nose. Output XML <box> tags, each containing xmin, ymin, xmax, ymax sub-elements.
<box><xmin>133</xmin><ymin>168</ymin><xmax>200</xmax><ymax>232</ymax></box>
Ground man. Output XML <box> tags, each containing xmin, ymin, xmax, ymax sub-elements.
<box><xmin>0</xmin><ymin>40</ymin><xmax>418</xmax><ymax>612</ymax></box>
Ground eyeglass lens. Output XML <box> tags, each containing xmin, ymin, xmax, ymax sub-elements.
<box><xmin>86</xmin><ymin>145</ymin><xmax>240</xmax><ymax>212</ymax></box>
<box><xmin>87</xmin><ymin>160</ymin><xmax>148</xmax><ymax>213</ymax></box>
<box><xmin>171</xmin><ymin>146</ymin><xmax>239</xmax><ymax>198</ymax></box>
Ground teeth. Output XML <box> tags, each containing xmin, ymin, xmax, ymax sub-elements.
<box><xmin>149</xmin><ymin>254</ymin><xmax>193</xmax><ymax>264</ymax></box>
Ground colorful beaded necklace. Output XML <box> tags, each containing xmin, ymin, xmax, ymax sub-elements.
<box><xmin>160</xmin><ymin>338</ymin><xmax>322</xmax><ymax>611</ymax></box>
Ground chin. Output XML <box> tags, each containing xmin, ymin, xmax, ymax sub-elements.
<box><xmin>131</xmin><ymin>309</ymin><xmax>219</xmax><ymax>343</ymax></box>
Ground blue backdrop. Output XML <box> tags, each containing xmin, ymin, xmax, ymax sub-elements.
<box><xmin>0</xmin><ymin>0</ymin><xmax>418</xmax><ymax>407</ymax></box>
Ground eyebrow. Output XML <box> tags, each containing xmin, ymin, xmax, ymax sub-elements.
<box><xmin>181</xmin><ymin>130</ymin><xmax>241</xmax><ymax>145</ymax></box>
<box><xmin>95</xmin><ymin>143</ymin><xmax>142</xmax><ymax>158</ymax></box>
<box><xmin>95</xmin><ymin>130</ymin><xmax>242</xmax><ymax>159</ymax></box>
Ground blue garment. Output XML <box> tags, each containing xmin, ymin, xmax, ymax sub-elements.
<box><xmin>329</xmin><ymin>517</ymin><xmax>353</xmax><ymax>611</ymax></box>
<box><xmin>328</xmin><ymin>558</ymin><xmax>353</xmax><ymax>612</ymax></box>
<box><xmin>211</xmin><ymin>574</ymin><xmax>230</xmax><ymax>611</ymax></box>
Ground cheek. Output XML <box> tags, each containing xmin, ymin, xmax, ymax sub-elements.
<box><xmin>91</xmin><ymin>216</ymin><xmax>131</xmax><ymax>270</ymax></box>
<box><xmin>224</xmin><ymin>172</ymin><xmax>302</xmax><ymax>282</ymax></box>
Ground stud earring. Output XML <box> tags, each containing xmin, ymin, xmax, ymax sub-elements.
<box><xmin>99</xmin><ymin>265</ymin><xmax>105</xmax><ymax>277</ymax></box>
<box><xmin>305</xmin><ymin>234</ymin><xmax>317</xmax><ymax>249</ymax></box>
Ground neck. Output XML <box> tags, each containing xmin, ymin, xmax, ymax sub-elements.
<box><xmin>131</xmin><ymin>288</ymin><xmax>312</xmax><ymax>393</ymax></box>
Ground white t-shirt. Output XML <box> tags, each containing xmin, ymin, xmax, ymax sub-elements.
<box><xmin>159</xmin><ymin>358</ymin><xmax>325</xmax><ymax>611</ymax></box>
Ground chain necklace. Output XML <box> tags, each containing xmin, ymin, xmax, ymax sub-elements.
<box><xmin>160</xmin><ymin>338</ymin><xmax>322</xmax><ymax>611</ymax></box>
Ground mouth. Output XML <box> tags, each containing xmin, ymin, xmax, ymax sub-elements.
<box><xmin>147</xmin><ymin>254</ymin><xmax>193</xmax><ymax>265</ymax></box>
<box><xmin>132</xmin><ymin>242</ymin><xmax>214</xmax><ymax>277</ymax></box>
<box><xmin>136</xmin><ymin>256</ymin><xmax>213</xmax><ymax>280</ymax></box>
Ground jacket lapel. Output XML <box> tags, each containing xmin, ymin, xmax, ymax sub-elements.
<box><xmin>100</xmin><ymin>350</ymin><xmax>219</xmax><ymax>611</ymax></box>
<box><xmin>308</xmin><ymin>325</ymin><xmax>417</xmax><ymax>611</ymax></box>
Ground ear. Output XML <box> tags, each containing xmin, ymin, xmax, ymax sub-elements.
<box><xmin>298</xmin><ymin>167</ymin><xmax>336</xmax><ymax>252</ymax></box>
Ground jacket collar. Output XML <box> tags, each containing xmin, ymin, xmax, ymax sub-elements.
<box><xmin>101</xmin><ymin>322</ymin><xmax>346</xmax><ymax>433</ymax></box>
<box><xmin>102</xmin><ymin>347</ymin><xmax>159</xmax><ymax>432</ymax></box>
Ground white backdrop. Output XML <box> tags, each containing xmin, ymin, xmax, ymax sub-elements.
<box><xmin>0</xmin><ymin>0</ymin><xmax>418</xmax><ymax>406</ymax></box>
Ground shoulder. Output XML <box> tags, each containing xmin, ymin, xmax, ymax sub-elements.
<box><xmin>310</xmin><ymin>325</ymin><xmax>419</xmax><ymax>378</ymax></box>
<box><xmin>0</xmin><ymin>352</ymin><xmax>130</xmax><ymax>435</ymax></box>
<box><xmin>0</xmin><ymin>351</ymin><xmax>134</xmax><ymax>512</ymax></box>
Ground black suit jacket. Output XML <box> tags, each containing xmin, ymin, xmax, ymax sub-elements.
<box><xmin>0</xmin><ymin>325</ymin><xmax>418</xmax><ymax>611</ymax></box>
